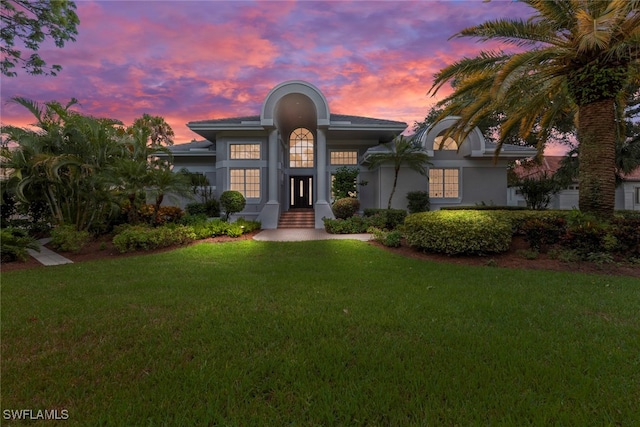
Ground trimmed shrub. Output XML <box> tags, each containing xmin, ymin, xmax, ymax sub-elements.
<box><xmin>610</xmin><ymin>217</ymin><xmax>640</xmax><ymax>255</ymax></box>
<box><xmin>364</xmin><ymin>208</ymin><xmax>407</xmax><ymax>230</ymax></box>
<box><xmin>235</xmin><ymin>218</ymin><xmax>261</xmax><ymax>233</ymax></box>
<box><xmin>332</xmin><ymin>197</ymin><xmax>360</xmax><ymax>219</ymax></box>
<box><xmin>0</xmin><ymin>227</ymin><xmax>40</xmax><ymax>262</ymax></box>
<box><xmin>323</xmin><ymin>216</ymin><xmax>369</xmax><ymax>234</ymax></box>
<box><xmin>50</xmin><ymin>225</ymin><xmax>91</xmax><ymax>253</ymax></box>
<box><xmin>124</xmin><ymin>203</ymin><xmax>185</xmax><ymax>226</ymax></box>
<box><xmin>404</xmin><ymin>210</ymin><xmax>512</xmax><ymax>255</ymax></box>
<box><xmin>521</xmin><ymin>216</ymin><xmax>566</xmax><ymax>251</ymax></box>
<box><xmin>185</xmin><ymin>199</ymin><xmax>220</xmax><ymax>218</ymax></box>
<box><xmin>406</xmin><ymin>191</ymin><xmax>430</xmax><ymax>213</ymax></box>
<box><xmin>112</xmin><ymin>225</ymin><xmax>195</xmax><ymax>253</ymax></box>
<box><xmin>220</xmin><ymin>191</ymin><xmax>246</xmax><ymax>221</ymax></box>
<box><xmin>369</xmin><ymin>227</ymin><xmax>402</xmax><ymax>248</ymax></box>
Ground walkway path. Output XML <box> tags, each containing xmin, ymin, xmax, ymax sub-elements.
<box><xmin>253</xmin><ymin>229</ymin><xmax>371</xmax><ymax>242</ymax></box>
<box><xmin>27</xmin><ymin>238</ymin><xmax>74</xmax><ymax>266</ymax></box>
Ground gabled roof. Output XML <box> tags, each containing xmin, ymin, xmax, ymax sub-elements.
<box><xmin>163</xmin><ymin>140</ymin><xmax>216</xmax><ymax>156</ymax></box>
<box><xmin>512</xmin><ymin>156</ymin><xmax>565</xmax><ymax>180</ymax></box>
<box><xmin>512</xmin><ymin>155</ymin><xmax>640</xmax><ymax>182</ymax></box>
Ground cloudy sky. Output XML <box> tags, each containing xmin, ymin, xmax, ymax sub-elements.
<box><xmin>2</xmin><ymin>0</ymin><xmax>533</xmax><ymax>143</ymax></box>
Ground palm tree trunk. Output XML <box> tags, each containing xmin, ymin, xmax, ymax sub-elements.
<box><xmin>578</xmin><ymin>98</ymin><xmax>616</xmax><ymax>219</ymax></box>
<box><xmin>388</xmin><ymin>168</ymin><xmax>399</xmax><ymax>209</ymax></box>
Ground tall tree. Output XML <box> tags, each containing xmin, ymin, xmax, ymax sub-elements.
<box><xmin>1</xmin><ymin>98</ymin><xmax>123</xmax><ymax>230</ymax></box>
<box><xmin>366</xmin><ymin>135</ymin><xmax>431</xmax><ymax>209</ymax></box>
<box><xmin>429</xmin><ymin>0</ymin><xmax>640</xmax><ymax>219</ymax></box>
<box><xmin>1</xmin><ymin>0</ymin><xmax>79</xmax><ymax>76</ymax></box>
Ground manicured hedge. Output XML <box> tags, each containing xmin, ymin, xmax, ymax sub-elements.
<box><xmin>404</xmin><ymin>210</ymin><xmax>512</xmax><ymax>255</ymax></box>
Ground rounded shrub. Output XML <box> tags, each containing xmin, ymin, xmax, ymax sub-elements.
<box><xmin>406</xmin><ymin>191</ymin><xmax>430</xmax><ymax>213</ymax></box>
<box><xmin>332</xmin><ymin>197</ymin><xmax>360</xmax><ymax>219</ymax></box>
<box><xmin>220</xmin><ymin>191</ymin><xmax>246</xmax><ymax>221</ymax></box>
<box><xmin>404</xmin><ymin>210</ymin><xmax>512</xmax><ymax>255</ymax></box>
<box><xmin>50</xmin><ymin>224</ymin><xmax>91</xmax><ymax>253</ymax></box>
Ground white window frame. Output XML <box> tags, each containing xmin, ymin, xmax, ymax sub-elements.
<box><xmin>289</xmin><ymin>128</ymin><xmax>314</xmax><ymax>168</ymax></box>
<box><xmin>330</xmin><ymin>150</ymin><xmax>358</xmax><ymax>165</ymax></box>
<box><xmin>229</xmin><ymin>168</ymin><xmax>261</xmax><ymax>199</ymax></box>
<box><xmin>230</xmin><ymin>143</ymin><xmax>261</xmax><ymax>160</ymax></box>
<box><xmin>429</xmin><ymin>168</ymin><xmax>460</xmax><ymax>199</ymax></box>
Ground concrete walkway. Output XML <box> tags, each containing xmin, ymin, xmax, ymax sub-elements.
<box><xmin>27</xmin><ymin>238</ymin><xmax>74</xmax><ymax>266</ymax></box>
<box><xmin>254</xmin><ymin>229</ymin><xmax>371</xmax><ymax>242</ymax></box>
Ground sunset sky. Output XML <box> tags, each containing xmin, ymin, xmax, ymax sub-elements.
<box><xmin>2</xmin><ymin>0</ymin><xmax>534</xmax><ymax>144</ymax></box>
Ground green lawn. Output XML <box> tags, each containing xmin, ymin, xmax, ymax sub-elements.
<box><xmin>2</xmin><ymin>240</ymin><xmax>639</xmax><ymax>426</ymax></box>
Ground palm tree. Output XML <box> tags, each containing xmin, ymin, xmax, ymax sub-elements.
<box><xmin>366</xmin><ymin>135</ymin><xmax>431</xmax><ymax>209</ymax></box>
<box><xmin>1</xmin><ymin>98</ymin><xmax>123</xmax><ymax>230</ymax></box>
<box><xmin>429</xmin><ymin>0</ymin><xmax>640</xmax><ymax>219</ymax></box>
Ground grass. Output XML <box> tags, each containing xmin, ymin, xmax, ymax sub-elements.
<box><xmin>2</xmin><ymin>240</ymin><xmax>639</xmax><ymax>425</ymax></box>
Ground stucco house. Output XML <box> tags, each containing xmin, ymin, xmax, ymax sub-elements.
<box><xmin>508</xmin><ymin>155</ymin><xmax>640</xmax><ymax>210</ymax></box>
<box><xmin>169</xmin><ymin>80</ymin><xmax>537</xmax><ymax>228</ymax></box>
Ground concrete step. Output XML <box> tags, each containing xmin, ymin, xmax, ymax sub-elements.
<box><xmin>278</xmin><ymin>210</ymin><xmax>315</xmax><ymax>229</ymax></box>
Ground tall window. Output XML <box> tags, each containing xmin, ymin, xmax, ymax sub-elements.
<box><xmin>289</xmin><ymin>128</ymin><xmax>314</xmax><ymax>168</ymax></box>
<box><xmin>429</xmin><ymin>168</ymin><xmax>459</xmax><ymax>198</ymax></box>
<box><xmin>230</xmin><ymin>168</ymin><xmax>260</xmax><ymax>198</ymax></box>
<box><xmin>330</xmin><ymin>150</ymin><xmax>358</xmax><ymax>165</ymax></box>
<box><xmin>230</xmin><ymin>143</ymin><xmax>260</xmax><ymax>159</ymax></box>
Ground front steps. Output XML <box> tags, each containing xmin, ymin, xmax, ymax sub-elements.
<box><xmin>278</xmin><ymin>209</ymin><xmax>315</xmax><ymax>229</ymax></box>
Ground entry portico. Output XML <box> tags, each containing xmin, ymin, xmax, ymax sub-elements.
<box><xmin>186</xmin><ymin>80</ymin><xmax>406</xmax><ymax>228</ymax></box>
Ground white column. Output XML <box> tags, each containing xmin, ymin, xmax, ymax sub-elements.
<box><xmin>257</xmin><ymin>128</ymin><xmax>280</xmax><ymax>228</ymax></box>
<box><xmin>316</xmin><ymin>128</ymin><xmax>327</xmax><ymax>203</ymax></box>
<box><xmin>314</xmin><ymin>128</ymin><xmax>334</xmax><ymax>227</ymax></box>
<box><xmin>268</xmin><ymin>129</ymin><xmax>278</xmax><ymax>203</ymax></box>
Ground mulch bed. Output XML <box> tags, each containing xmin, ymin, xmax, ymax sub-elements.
<box><xmin>2</xmin><ymin>233</ymin><xmax>639</xmax><ymax>278</ymax></box>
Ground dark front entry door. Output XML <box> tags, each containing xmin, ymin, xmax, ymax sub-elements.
<box><xmin>290</xmin><ymin>176</ymin><xmax>313</xmax><ymax>208</ymax></box>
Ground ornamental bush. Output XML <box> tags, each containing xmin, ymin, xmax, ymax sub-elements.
<box><xmin>323</xmin><ymin>216</ymin><xmax>369</xmax><ymax>234</ymax></box>
<box><xmin>404</xmin><ymin>210</ymin><xmax>512</xmax><ymax>255</ymax></box>
<box><xmin>0</xmin><ymin>227</ymin><xmax>40</xmax><ymax>262</ymax></box>
<box><xmin>50</xmin><ymin>224</ymin><xmax>91</xmax><ymax>253</ymax></box>
<box><xmin>220</xmin><ymin>191</ymin><xmax>246</xmax><ymax>221</ymax></box>
<box><xmin>332</xmin><ymin>197</ymin><xmax>360</xmax><ymax>219</ymax></box>
<box><xmin>112</xmin><ymin>224</ymin><xmax>195</xmax><ymax>253</ymax></box>
<box><xmin>406</xmin><ymin>191</ymin><xmax>430</xmax><ymax>213</ymax></box>
<box><xmin>363</xmin><ymin>208</ymin><xmax>407</xmax><ymax>230</ymax></box>
<box><xmin>185</xmin><ymin>199</ymin><xmax>220</xmax><ymax>218</ymax></box>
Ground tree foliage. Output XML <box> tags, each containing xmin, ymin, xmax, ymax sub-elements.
<box><xmin>429</xmin><ymin>0</ymin><xmax>640</xmax><ymax>219</ymax></box>
<box><xmin>1</xmin><ymin>0</ymin><xmax>79</xmax><ymax>76</ymax></box>
<box><xmin>0</xmin><ymin>98</ymin><xmax>189</xmax><ymax>231</ymax></box>
<box><xmin>331</xmin><ymin>166</ymin><xmax>360</xmax><ymax>200</ymax></box>
<box><xmin>366</xmin><ymin>135</ymin><xmax>430</xmax><ymax>209</ymax></box>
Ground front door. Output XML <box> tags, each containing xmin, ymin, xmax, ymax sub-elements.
<box><xmin>290</xmin><ymin>176</ymin><xmax>313</xmax><ymax>208</ymax></box>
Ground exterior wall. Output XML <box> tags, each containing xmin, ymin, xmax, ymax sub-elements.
<box><xmin>216</xmin><ymin>133</ymin><xmax>268</xmax><ymax>221</ymax></box>
<box><xmin>460</xmin><ymin>166</ymin><xmax>508</xmax><ymax>206</ymax></box>
<box><xmin>375</xmin><ymin>166</ymin><xmax>428</xmax><ymax>210</ymax></box>
<box><xmin>507</xmin><ymin>185</ymin><xmax>640</xmax><ymax>211</ymax></box>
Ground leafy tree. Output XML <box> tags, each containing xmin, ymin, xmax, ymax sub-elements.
<box><xmin>429</xmin><ymin>0</ymin><xmax>640</xmax><ymax>219</ymax></box>
<box><xmin>147</xmin><ymin>167</ymin><xmax>192</xmax><ymax>224</ymax></box>
<box><xmin>219</xmin><ymin>190</ymin><xmax>245</xmax><ymax>221</ymax></box>
<box><xmin>1</xmin><ymin>97</ymin><xmax>123</xmax><ymax>230</ymax></box>
<box><xmin>1</xmin><ymin>0</ymin><xmax>80</xmax><ymax>76</ymax></box>
<box><xmin>366</xmin><ymin>135</ymin><xmax>430</xmax><ymax>209</ymax></box>
<box><xmin>331</xmin><ymin>166</ymin><xmax>360</xmax><ymax>200</ymax></box>
<box><xmin>515</xmin><ymin>171</ymin><xmax>563</xmax><ymax>210</ymax></box>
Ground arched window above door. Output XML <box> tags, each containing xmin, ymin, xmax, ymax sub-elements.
<box><xmin>289</xmin><ymin>128</ymin><xmax>314</xmax><ymax>168</ymax></box>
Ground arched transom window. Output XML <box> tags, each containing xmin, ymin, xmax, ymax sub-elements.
<box><xmin>289</xmin><ymin>128</ymin><xmax>314</xmax><ymax>168</ymax></box>
<box><xmin>433</xmin><ymin>131</ymin><xmax>458</xmax><ymax>150</ymax></box>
